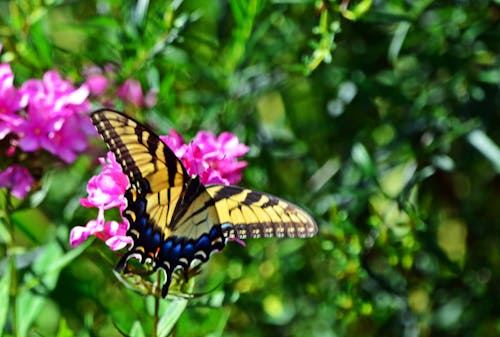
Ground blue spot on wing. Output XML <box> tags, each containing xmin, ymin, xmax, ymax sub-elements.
<box><xmin>152</xmin><ymin>232</ymin><xmax>161</xmax><ymax>246</ymax></box>
<box><xmin>171</xmin><ymin>242</ymin><xmax>182</xmax><ymax>261</ymax></box>
<box><xmin>194</xmin><ymin>235</ymin><xmax>210</xmax><ymax>252</ymax></box>
<box><xmin>138</xmin><ymin>216</ymin><xmax>147</xmax><ymax>227</ymax></box>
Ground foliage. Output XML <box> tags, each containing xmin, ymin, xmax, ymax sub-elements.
<box><xmin>1</xmin><ymin>0</ymin><xmax>499</xmax><ymax>336</ymax></box>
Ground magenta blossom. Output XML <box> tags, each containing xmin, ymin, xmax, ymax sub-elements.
<box><xmin>71</xmin><ymin>152</ymin><xmax>131</xmax><ymax>250</ymax></box>
<box><xmin>85</xmin><ymin>73</ymin><xmax>109</xmax><ymax>96</ymax></box>
<box><xmin>0</xmin><ymin>165</ymin><xmax>35</xmax><ymax>199</ymax></box>
<box><xmin>70</xmin><ymin>208</ymin><xmax>131</xmax><ymax>250</ymax></box>
<box><xmin>160</xmin><ymin>130</ymin><xmax>249</xmax><ymax>185</ymax></box>
<box><xmin>0</xmin><ymin>63</ymin><xmax>27</xmax><ymax>139</ymax></box>
<box><xmin>116</xmin><ymin>79</ymin><xmax>158</xmax><ymax>108</ymax></box>
<box><xmin>82</xmin><ymin>66</ymin><xmax>111</xmax><ymax>96</ymax></box>
<box><xmin>80</xmin><ymin>152</ymin><xmax>128</xmax><ymax>210</ymax></box>
<box><xmin>72</xmin><ymin>127</ymin><xmax>248</xmax><ymax>251</ymax></box>
<box><xmin>143</xmin><ymin>88</ymin><xmax>158</xmax><ymax>108</ymax></box>
<box><xmin>82</xmin><ymin>65</ymin><xmax>158</xmax><ymax>110</ymax></box>
<box><xmin>116</xmin><ymin>79</ymin><xmax>143</xmax><ymax>107</ymax></box>
<box><xmin>6</xmin><ymin>69</ymin><xmax>93</xmax><ymax>163</ymax></box>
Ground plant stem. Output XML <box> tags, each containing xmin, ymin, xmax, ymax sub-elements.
<box><xmin>9</xmin><ymin>255</ymin><xmax>18</xmax><ymax>337</ymax></box>
<box><xmin>3</xmin><ymin>192</ymin><xmax>18</xmax><ymax>337</ymax></box>
<box><xmin>152</xmin><ymin>272</ymin><xmax>161</xmax><ymax>337</ymax></box>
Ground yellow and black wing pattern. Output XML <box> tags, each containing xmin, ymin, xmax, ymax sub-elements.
<box><xmin>90</xmin><ymin>109</ymin><xmax>317</xmax><ymax>297</ymax></box>
<box><xmin>206</xmin><ymin>185</ymin><xmax>317</xmax><ymax>239</ymax></box>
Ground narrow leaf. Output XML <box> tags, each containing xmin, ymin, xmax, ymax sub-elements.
<box><xmin>467</xmin><ymin>129</ymin><xmax>500</xmax><ymax>173</ymax></box>
<box><xmin>351</xmin><ymin>142</ymin><xmax>375</xmax><ymax>177</ymax></box>
<box><xmin>156</xmin><ymin>298</ymin><xmax>189</xmax><ymax>337</ymax></box>
<box><xmin>0</xmin><ymin>258</ymin><xmax>12</xmax><ymax>335</ymax></box>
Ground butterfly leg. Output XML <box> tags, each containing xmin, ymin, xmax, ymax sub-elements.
<box><xmin>161</xmin><ymin>271</ymin><xmax>172</xmax><ymax>298</ymax></box>
<box><xmin>182</xmin><ymin>267</ymin><xmax>190</xmax><ymax>283</ymax></box>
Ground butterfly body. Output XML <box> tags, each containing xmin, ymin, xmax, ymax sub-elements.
<box><xmin>90</xmin><ymin>109</ymin><xmax>317</xmax><ymax>297</ymax></box>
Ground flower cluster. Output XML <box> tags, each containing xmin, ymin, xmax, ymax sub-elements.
<box><xmin>161</xmin><ymin>130</ymin><xmax>249</xmax><ymax>185</ymax></box>
<box><xmin>0</xmin><ymin>59</ymin><xmax>158</xmax><ymax>200</ymax></box>
<box><xmin>0</xmin><ymin>63</ymin><xmax>93</xmax><ymax>198</ymax></box>
<box><xmin>0</xmin><ymin>165</ymin><xmax>35</xmax><ymax>200</ymax></box>
<box><xmin>70</xmin><ymin>127</ymin><xmax>249</xmax><ymax>250</ymax></box>
<box><xmin>83</xmin><ymin>65</ymin><xmax>157</xmax><ymax>108</ymax></box>
<box><xmin>70</xmin><ymin>152</ymin><xmax>132</xmax><ymax>250</ymax></box>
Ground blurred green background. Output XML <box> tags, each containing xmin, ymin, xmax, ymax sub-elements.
<box><xmin>1</xmin><ymin>1</ymin><xmax>499</xmax><ymax>336</ymax></box>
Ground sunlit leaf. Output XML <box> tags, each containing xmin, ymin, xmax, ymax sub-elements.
<box><xmin>129</xmin><ymin>321</ymin><xmax>146</xmax><ymax>337</ymax></box>
<box><xmin>351</xmin><ymin>143</ymin><xmax>375</xmax><ymax>177</ymax></box>
<box><xmin>467</xmin><ymin>129</ymin><xmax>500</xmax><ymax>173</ymax></box>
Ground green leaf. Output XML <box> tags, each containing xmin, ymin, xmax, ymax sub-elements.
<box><xmin>340</xmin><ymin>0</ymin><xmax>372</xmax><ymax>21</ymax></box>
<box><xmin>29</xmin><ymin>19</ymin><xmax>53</xmax><ymax>68</ymax></box>
<box><xmin>0</xmin><ymin>216</ymin><xmax>12</xmax><ymax>245</ymax></box>
<box><xmin>477</xmin><ymin>69</ymin><xmax>500</xmax><ymax>84</ymax></box>
<box><xmin>351</xmin><ymin>143</ymin><xmax>375</xmax><ymax>177</ymax></box>
<box><xmin>388</xmin><ymin>21</ymin><xmax>410</xmax><ymax>63</ymax></box>
<box><xmin>16</xmin><ymin>288</ymin><xmax>46</xmax><ymax>337</ymax></box>
<box><xmin>0</xmin><ymin>258</ymin><xmax>12</xmax><ymax>335</ymax></box>
<box><xmin>56</xmin><ymin>319</ymin><xmax>75</xmax><ymax>337</ymax></box>
<box><xmin>156</xmin><ymin>279</ymin><xmax>194</xmax><ymax>337</ymax></box>
<box><xmin>43</xmin><ymin>235</ymin><xmax>92</xmax><ymax>277</ymax></box>
<box><xmin>129</xmin><ymin>321</ymin><xmax>146</xmax><ymax>337</ymax></box>
<box><xmin>156</xmin><ymin>299</ymin><xmax>188</xmax><ymax>337</ymax></box>
<box><xmin>378</xmin><ymin>160</ymin><xmax>417</xmax><ymax>197</ymax></box>
<box><xmin>467</xmin><ymin>129</ymin><xmax>500</xmax><ymax>173</ymax></box>
<box><xmin>16</xmin><ymin>237</ymin><xmax>90</xmax><ymax>336</ymax></box>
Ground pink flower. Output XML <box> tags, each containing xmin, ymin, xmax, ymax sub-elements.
<box><xmin>160</xmin><ymin>130</ymin><xmax>186</xmax><ymax>157</ymax></box>
<box><xmin>80</xmin><ymin>152</ymin><xmax>128</xmax><ymax>210</ymax></box>
<box><xmin>116</xmin><ymin>79</ymin><xmax>143</xmax><ymax>107</ymax></box>
<box><xmin>70</xmin><ymin>208</ymin><xmax>131</xmax><ymax>250</ymax></box>
<box><xmin>19</xmin><ymin>70</ymin><xmax>90</xmax><ymax>118</ymax></box>
<box><xmin>192</xmin><ymin>131</ymin><xmax>249</xmax><ymax>184</ymax></box>
<box><xmin>0</xmin><ymin>112</ymin><xmax>23</xmax><ymax>140</ymax></box>
<box><xmin>161</xmin><ymin>129</ymin><xmax>249</xmax><ymax>184</ymax></box>
<box><xmin>45</xmin><ymin>115</ymin><xmax>91</xmax><ymax>163</ymax></box>
<box><xmin>85</xmin><ymin>74</ymin><xmax>109</xmax><ymax>96</ymax></box>
<box><xmin>82</xmin><ymin>65</ymin><xmax>158</xmax><ymax>110</ymax></box>
<box><xmin>0</xmin><ymin>64</ymin><xmax>27</xmax><ymax>112</ymax></box>
<box><xmin>0</xmin><ymin>165</ymin><xmax>35</xmax><ymax>199</ymax></box>
<box><xmin>144</xmin><ymin>88</ymin><xmax>158</xmax><ymax>108</ymax></box>
<box><xmin>16</xmin><ymin>109</ymin><xmax>54</xmax><ymax>152</ymax></box>
<box><xmin>12</xmin><ymin>69</ymin><xmax>92</xmax><ymax>162</ymax></box>
<box><xmin>0</xmin><ymin>63</ymin><xmax>27</xmax><ymax>139</ymax></box>
<box><xmin>72</xmin><ymin>152</ymin><xmax>131</xmax><ymax>250</ymax></box>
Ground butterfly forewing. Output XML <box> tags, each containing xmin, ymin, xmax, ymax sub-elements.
<box><xmin>206</xmin><ymin>185</ymin><xmax>318</xmax><ymax>239</ymax></box>
<box><xmin>91</xmin><ymin>110</ymin><xmax>188</xmax><ymax>189</ymax></box>
<box><xmin>91</xmin><ymin>110</ymin><xmax>190</xmax><ymax>230</ymax></box>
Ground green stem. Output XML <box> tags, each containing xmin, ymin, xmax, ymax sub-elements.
<box><xmin>152</xmin><ymin>272</ymin><xmax>161</xmax><ymax>337</ymax></box>
<box><xmin>3</xmin><ymin>192</ymin><xmax>18</xmax><ymax>337</ymax></box>
<box><xmin>9</xmin><ymin>255</ymin><xmax>17</xmax><ymax>337</ymax></box>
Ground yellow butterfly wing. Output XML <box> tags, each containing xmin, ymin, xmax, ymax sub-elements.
<box><xmin>91</xmin><ymin>108</ymin><xmax>189</xmax><ymax>234</ymax></box>
<box><xmin>206</xmin><ymin>185</ymin><xmax>317</xmax><ymax>239</ymax></box>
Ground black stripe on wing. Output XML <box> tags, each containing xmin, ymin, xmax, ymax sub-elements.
<box><xmin>205</xmin><ymin>185</ymin><xmax>318</xmax><ymax>239</ymax></box>
<box><xmin>90</xmin><ymin>108</ymin><xmax>189</xmax><ymax>188</ymax></box>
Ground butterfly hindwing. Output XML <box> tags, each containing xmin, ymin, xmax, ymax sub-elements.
<box><xmin>206</xmin><ymin>185</ymin><xmax>317</xmax><ymax>240</ymax></box>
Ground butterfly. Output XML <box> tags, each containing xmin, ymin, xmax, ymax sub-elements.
<box><xmin>90</xmin><ymin>109</ymin><xmax>317</xmax><ymax>297</ymax></box>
